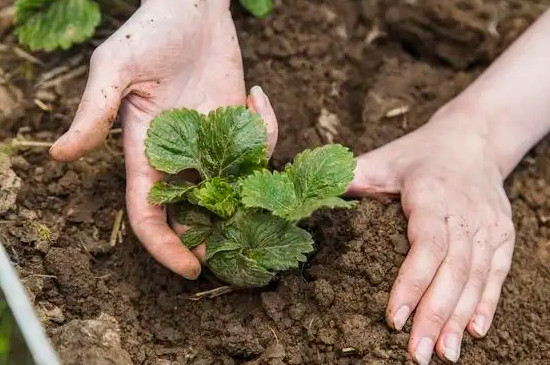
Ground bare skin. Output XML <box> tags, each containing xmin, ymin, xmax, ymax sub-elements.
<box><xmin>49</xmin><ymin>0</ymin><xmax>277</xmax><ymax>279</ymax></box>
<box><xmin>349</xmin><ymin>8</ymin><xmax>550</xmax><ymax>363</ymax></box>
<box><xmin>50</xmin><ymin>1</ymin><xmax>550</xmax><ymax>363</ymax></box>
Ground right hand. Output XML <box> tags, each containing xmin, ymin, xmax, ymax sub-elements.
<box><xmin>348</xmin><ymin>104</ymin><xmax>515</xmax><ymax>364</ymax></box>
<box><xmin>49</xmin><ymin>0</ymin><xmax>278</xmax><ymax>279</ymax></box>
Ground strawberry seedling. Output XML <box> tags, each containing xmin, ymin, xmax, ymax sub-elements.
<box><xmin>13</xmin><ymin>0</ymin><xmax>272</xmax><ymax>52</ymax></box>
<box><xmin>145</xmin><ymin>106</ymin><xmax>357</xmax><ymax>287</ymax></box>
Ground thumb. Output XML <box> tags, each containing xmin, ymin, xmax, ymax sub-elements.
<box><xmin>247</xmin><ymin>86</ymin><xmax>278</xmax><ymax>157</ymax></box>
<box><xmin>347</xmin><ymin>144</ymin><xmax>404</xmax><ymax>198</ymax></box>
<box><xmin>50</xmin><ymin>49</ymin><xmax>125</xmax><ymax>162</ymax></box>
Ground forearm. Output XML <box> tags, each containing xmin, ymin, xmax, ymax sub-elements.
<box><xmin>441</xmin><ymin>9</ymin><xmax>550</xmax><ymax>178</ymax></box>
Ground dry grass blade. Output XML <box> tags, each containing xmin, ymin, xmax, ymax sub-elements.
<box><xmin>33</xmin><ymin>98</ymin><xmax>52</xmax><ymax>112</ymax></box>
<box><xmin>13</xmin><ymin>46</ymin><xmax>44</xmax><ymax>66</ymax></box>
<box><xmin>36</xmin><ymin>54</ymin><xmax>84</xmax><ymax>85</ymax></box>
<box><xmin>38</xmin><ymin>65</ymin><xmax>88</xmax><ymax>90</ymax></box>
<box><xmin>109</xmin><ymin>210</ymin><xmax>124</xmax><ymax>247</ymax></box>
<box><xmin>188</xmin><ymin>286</ymin><xmax>234</xmax><ymax>300</ymax></box>
<box><xmin>11</xmin><ymin>140</ymin><xmax>54</xmax><ymax>148</ymax></box>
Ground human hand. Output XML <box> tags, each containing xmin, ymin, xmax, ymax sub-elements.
<box><xmin>49</xmin><ymin>0</ymin><xmax>277</xmax><ymax>279</ymax></box>
<box><xmin>348</xmin><ymin>105</ymin><xmax>515</xmax><ymax>364</ymax></box>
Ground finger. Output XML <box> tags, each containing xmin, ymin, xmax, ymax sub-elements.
<box><xmin>386</xmin><ymin>208</ymin><xmax>447</xmax><ymax>331</ymax></box>
<box><xmin>50</xmin><ymin>47</ymin><xmax>126</xmax><ymax>162</ymax></box>
<box><xmin>247</xmin><ymin>86</ymin><xmax>278</xmax><ymax>157</ymax></box>
<box><xmin>167</xmin><ymin>205</ymin><xmax>206</xmax><ymax>263</ymax></box>
<box><xmin>122</xmin><ymin>104</ymin><xmax>201</xmax><ymax>279</ymax></box>
<box><xmin>408</xmin><ymin>214</ymin><xmax>472</xmax><ymax>365</ymax></box>
<box><xmin>435</xmin><ymin>229</ymin><xmax>492</xmax><ymax>363</ymax></box>
<box><xmin>468</xmin><ymin>231</ymin><xmax>514</xmax><ymax>338</ymax></box>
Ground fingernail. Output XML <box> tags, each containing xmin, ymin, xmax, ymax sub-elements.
<box><xmin>472</xmin><ymin>315</ymin><xmax>487</xmax><ymax>337</ymax></box>
<box><xmin>393</xmin><ymin>305</ymin><xmax>410</xmax><ymax>330</ymax></box>
<box><xmin>49</xmin><ymin>138</ymin><xmax>63</xmax><ymax>155</ymax></box>
<box><xmin>415</xmin><ymin>337</ymin><xmax>434</xmax><ymax>365</ymax></box>
<box><xmin>443</xmin><ymin>333</ymin><xmax>460</xmax><ymax>363</ymax></box>
<box><xmin>250</xmin><ymin>86</ymin><xmax>266</xmax><ymax>110</ymax></box>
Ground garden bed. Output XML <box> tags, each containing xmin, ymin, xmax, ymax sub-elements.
<box><xmin>1</xmin><ymin>0</ymin><xmax>550</xmax><ymax>364</ymax></box>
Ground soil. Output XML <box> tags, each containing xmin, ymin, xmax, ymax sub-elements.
<box><xmin>1</xmin><ymin>0</ymin><xmax>550</xmax><ymax>364</ymax></box>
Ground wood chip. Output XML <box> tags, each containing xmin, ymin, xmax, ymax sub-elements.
<box><xmin>385</xmin><ymin>105</ymin><xmax>410</xmax><ymax>118</ymax></box>
<box><xmin>33</xmin><ymin>98</ymin><xmax>52</xmax><ymax>112</ymax></box>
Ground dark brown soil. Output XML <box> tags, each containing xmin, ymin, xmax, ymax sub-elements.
<box><xmin>1</xmin><ymin>0</ymin><xmax>550</xmax><ymax>364</ymax></box>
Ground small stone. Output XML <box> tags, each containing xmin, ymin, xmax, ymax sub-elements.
<box><xmin>36</xmin><ymin>301</ymin><xmax>65</xmax><ymax>324</ymax></box>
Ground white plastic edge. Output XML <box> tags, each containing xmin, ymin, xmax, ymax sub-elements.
<box><xmin>0</xmin><ymin>242</ymin><xmax>60</xmax><ymax>365</ymax></box>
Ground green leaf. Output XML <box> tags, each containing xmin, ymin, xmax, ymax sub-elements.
<box><xmin>145</xmin><ymin>106</ymin><xmax>268</xmax><ymax>179</ymax></box>
<box><xmin>241</xmin><ymin>145</ymin><xmax>357</xmax><ymax>220</ymax></box>
<box><xmin>208</xmin><ymin>250</ymin><xmax>275</xmax><ymax>287</ymax></box>
<box><xmin>181</xmin><ymin>225</ymin><xmax>214</xmax><ymax>250</ymax></box>
<box><xmin>239</xmin><ymin>0</ymin><xmax>273</xmax><ymax>18</ymax></box>
<box><xmin>148</xmin><ymin>181</ymin><xmax>195</xmax><ymax>205</ymax></box>
<box><xmin>177</xmin><ymin>204</ymin><xmax>214</xmax><ymax>249</ymax></box>
<box><xmin>191</xmin><ymin>178</ymin><xmax>238</xmax><ymax>219</ymax></box>
<box><xmin>239</xmin><ymin>169</ymin><xmax>296</xmax><ymax>216</ymax></box>
<box><xmin>177</xmin><ymin>203</ymin><xmax>212</xmax><ymax>227</ymax></box>
<box><xmin>205</xmin><ymin>210</ymin><xmax>314</xmax><ymax>287</ymax></box>
<box><xmin>287</xmin><ymin>144</ymin><xmax>356</xmax><ymax>200</ymax></box>
<box><xmin>198</xmin><ymin>107</ymin><xmax>268</xmax><ymax>178</ymax></box>
<box><xmin>205</xmin><ymin>231</ymin><xmax>241</xmax><ymax>261</ymax></box>
<box><xmin>15</xmin><ymin>0</ymin><xmax>101</xmax><ymax>51</ymax></box>
<box><xmin>145</xmin><ymin>108</ymin><xmax>202</xmax><ymax>175</ymax></box>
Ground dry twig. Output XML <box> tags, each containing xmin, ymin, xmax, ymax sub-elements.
<box><xmin>188</xmin><ymin>286</ymin><xmax>234</xmax><ymax>300</ymax></box>
<box><xmin>13</xmin><ymin>46</ymin><xmax>44</xmax><ymax>66</ymax></box>
<box><xmin>109</xmin><ymin>210</ymin><xmax>124</xmax><ymax>247</ymax></box>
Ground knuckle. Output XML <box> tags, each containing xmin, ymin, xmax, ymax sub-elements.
<box><xmin>470</xmin><ymin>264</ymin><xmax>489</xmax><ymax>287</ymax></box>
<box><xmin>424</xmin><ymin>238</ymin><xmax>448</xmax><ymax>261</ymax></box>
<box><xmin>447</xmin><ymin>312</ymin><xmax>468</xmax><ymax>328</ymax></box>
<box><xmin>445</xmin><ymin>257</ymin><xmax>471</xmax><ymax>282</ymax></box>
<box><xmin>423</xmin><ymin>307</ymin><xmax>449</xmax><ymax>328</ymax></box>
<box><xmin>396</xmin><ymin>275</ymin><xmax>428</xmax><ymax>301</ymax></box>
<box><xmin>454</xmin><ymin>263</ymin><xmax>470</xmax><ymax>282</ymax></box>
<box><xmin>494</xmin><ymin>216</ymin><xmax>516</xmax><ymax>242</ymax></box>
<box><xmin>409</xmin><ymin>279</ymin><xmax>428</xmax><ymax>300</ymax></box>
<box><xmin>492</xmin><ymin>265</ymin><xmax>511</xmax><ymax>281</ymax></box>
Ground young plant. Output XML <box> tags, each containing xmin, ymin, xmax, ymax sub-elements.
<box><xmin>14</xmin><ymin>0</ymin><xmax>102</xmax><ymax>51</ymax></box>
<box><xmin>145</xmin><ymin>106</ymin><xmax>356</xmax><ymax>287</ymax></box>
<box><xmin>14</xmin><ymin>0</ymin><xmax>272</xmax><ymax>52</ymax></box>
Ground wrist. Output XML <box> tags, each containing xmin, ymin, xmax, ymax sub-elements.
<box><xmin>428</xmin><ymin>96</ymin><xmax>517</xmax><ymax>181</ymax></box>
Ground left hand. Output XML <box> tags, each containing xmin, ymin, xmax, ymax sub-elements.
<box><xmin>348</xmin><ymin>105</ymin><xmax>515</xmax><ymax>364</ymax></box>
